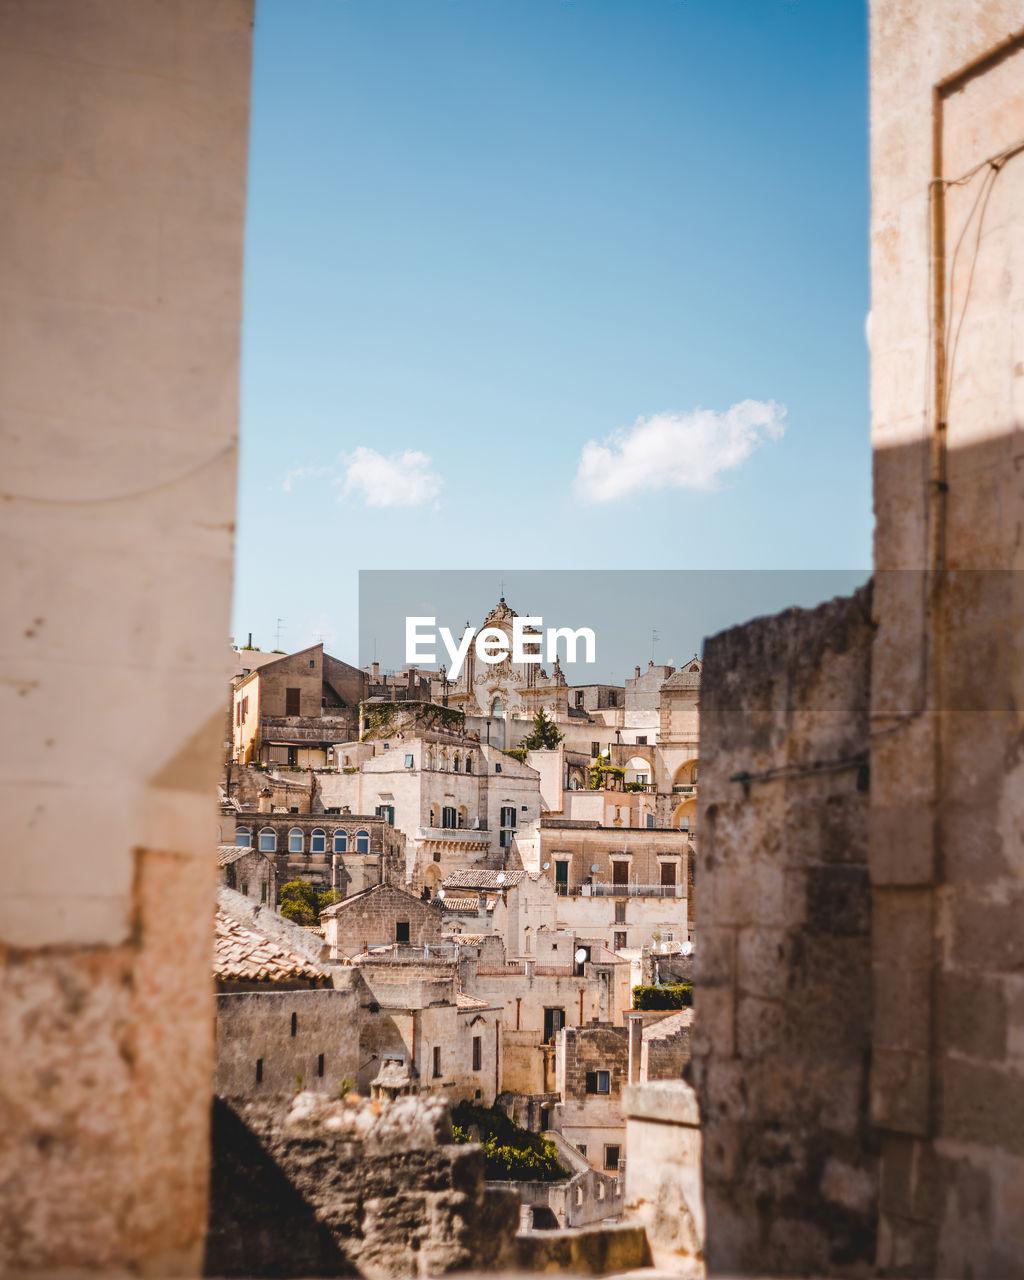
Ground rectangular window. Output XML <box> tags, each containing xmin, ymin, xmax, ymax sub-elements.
<box><xmin>543</xmin><ymin>1007</ymin><xmax>565</xmax><ymax>1043</ymax></box>
<box><xmin>646</xmin><ymin>814</ymin><xmax>655</xmax><ymax>828</ymax></box>
<box><xmin>614</xmin><ymin>931</ymin><xmax>627</xmax><ymax>951</ymax></box>
<box><xmin>576</xmin><ymin>691</ymin><xmax>585</xmax><ymax>708</ymax></box>
<box><xmin>636</xmin><ymin>735</ymin><xmax>647</xmax><ymax>745</ymax></box>
<box><xmin>285</xmin><ymin>687</ymin><xmax>301</xmax><ymax>716</ymax></box>
<box><xmin>577</xmin><ymin>1144</ymin><xmax>587</xmax><ymax>1158</ymax></box>
<box><xmin>240</xmin><ymin>881</ymin><xmax>248</xmax><ymax>897</ymax></box>
<box><xmin>260</xmin><ymin>881</ymin><xmax>268</xmax><ymax>903</ymax></box>
<box><xmin>376</xmin><ymin>805</ymin><xmax>395</xmax><ymax>825</ymax></box>
<box><xmin>255</xmin><ymin>1058</ymin><xmax>263</xmax><ymax>1083</ymax></box>
<box><xmin>309</xmin><ymin>658</ymin><xmax>315</xmax><ymax>669</ymax></box>
<box><xmin>614</xmin><ymin>899</ymin><xmax>626</xmax><ymax>923</ymax></box>
<box><xmin>608</xmin><ymin>691</ymin><xmax>617</xmax><ymax>706</ymax></box>
<box><xmin>441</xmin><ymin>806</ymin><xmax>456</xmax><ymax>829</ymax></box>
<box><xmin>612</xmin><ymin>861</ymin><xmax>629</xmax><ymax>888</ymax></box>
<box><xmin>396</xmin><ymin>921</ymin><xmax>410</xmax><ymax>943</ymax></box>
<box><xmin>405</xmin><ymin>753</ymin><xmax>414</xmax><ymax>768</ymax></box>
<box><xmin>433</xmin><ymin>1046</ymin><xmax>441</xmax><ymax>1078</ymax></box>
<box><xmin>574</xmin><ymin>945</ymin><xmax>590</xmax><ymax>976</ymax></box>
<box><xmin>242</xmin><ymin>696</ymin><xmax>249</xmax><ymax>720</ymax></box>
<box><xmin>585</xmin><ymin>1070</ymin><xmax>610</xmax><ymax>1095</ymax></box>
<box><xmin>500</xmin><ymin>806</ymin><xmax>516</xmax><ymax>828</ymax></box>
<box><xmin>604</xmin><ymin>1144</ymin><xmax>620</xmax><ymax>1170</ymax></box>
<box><xmin>286</xmin><ymin>747</ymin><xmax>297</xmax><ymax>766</ymax></box>
<box><xmin>499</xmin><ymin>829</ymin><xmax>512</xmax><ymax>848</ymax></box>
<box><xmin>495</xmin><ymin>763</ymin><xmax>502</xmax><ymax>773</ymax></box>
<box><xmin>660</xmin><ymin>861</ymin><xmax>677</xmax><ymax>887</ymax></box>
<box><xmin>591</xmin><ymin>741</ymin><xmax>600</xmax><ymax>758</ymax></box>
<box><xmin>472</xmin><ymin>1036</ymin><xmax>482</xmax><ymax>1071</ymax></box>
<box><xmin>317</xmin><ymin>1053</ymin><xmax>325</xmax><ymax>1077</ymax></box>
<box><xmin>555</xmin><ymin>861</ymin><xmax>569</xmax><ymax>895</ymax></box>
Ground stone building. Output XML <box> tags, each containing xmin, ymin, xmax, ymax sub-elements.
<box><xmin>214</xmin><ymin>891</ymin><xmax>362</xmax><ymax>1099</ymax></box>
<box><xmin>554</xmin><ymin>1022</ymin><xmax>630</xmax><ymax>1174</ymax></box>
<box><xmin>217</xmin><ymin>844</ymin><xmax>277</xmax><ymax>907</ymax></box>
<box><xmin>231</xmin><ymin>643</ymin><xmax>365</xmax><ymax>767</ymax></box>
<box><xmin>321</xmin><ymin>882</ymin><xmax>445</xmax><ymax>959</ymax></box>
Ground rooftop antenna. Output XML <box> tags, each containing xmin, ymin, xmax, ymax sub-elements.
<box><xmin>651</xmin><ymin>628</ymin><xmax>660</xmax><ymax>663</ymax></box>
<box><xmin>498</xmin><ymin>577</ymin><xmax>505</xmax><ymax>602</ymax></box>
<box><xmin>274</xmin><ymin>617</ymin><xmax>286</xmax><ymax>650</ymax></box>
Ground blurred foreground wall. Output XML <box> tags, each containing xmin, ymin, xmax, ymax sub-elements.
<box><xmin>0</xmin><ymin>1</ymin><xmax>252</xmax><ymax>1272</ymax></box>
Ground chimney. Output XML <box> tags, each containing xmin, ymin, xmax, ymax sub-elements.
<box><xmin>634</xmin><ymin>666</ymin><xmax>640</xmax><ymax>679</ymax></box>
<box><xmin>248</xmin><ymin>632</ymin><xmax>253</xmax><ymax>648</ymax></box>
<box><xmin>371</xmin><ymin>661</ymin><xmax>380</xmax><ymax>680</ymax></box>
<box><xmin>258</xmin><ymin>786</ymin><xmax>272</xmax><ymax>814</ymax></box>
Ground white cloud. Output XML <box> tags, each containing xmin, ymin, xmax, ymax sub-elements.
<box><xmin>574</xmin><ymin>399</ymin><xmax>786</xmax><ymax>503</ymax></box>
<box><xmin>337</xmin><ymin>446</ymin><xmax>442</xmax><ymax>508</ymax></box>
<box><xmin>282</xmin><ymin>464</ymin><xmax>330</xmax><ymax>492</ymax></box>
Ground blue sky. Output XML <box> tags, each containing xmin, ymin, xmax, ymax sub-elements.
<box><xmin>234</xmin><ymin>0</ymin><xmax>871</xmax><ymax>663</ymax></box>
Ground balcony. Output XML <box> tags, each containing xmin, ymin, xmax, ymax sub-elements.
<box><xmin>565</xmin><ymin>882</ymin><xmax>684</xmax><ymax>899</ymax></box>
<box><xmin>261</xmin><ymin>715</ymin><xmax>353</xmax><ymax>744</ymax></box>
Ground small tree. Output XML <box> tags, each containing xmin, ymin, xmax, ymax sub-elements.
<box><xmin>278</xmin><ymin>879</ymin><xmax>319</xmax><ymax>925</ymax></box>
<box><xmin>522</xmin><ymin>708</ymin><xmax>563</xmax><ymax>751</ymax></box>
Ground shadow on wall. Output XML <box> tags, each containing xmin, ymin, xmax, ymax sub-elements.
<box><xmin>205</xmin><ymin>1097</ymin><xmax>350</xmax><ymax>1278</ymax></box>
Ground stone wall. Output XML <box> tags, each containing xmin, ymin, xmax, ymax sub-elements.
<box><xmin>0</xmin><ymin>1</ymin><xmax>252</xmax><ymax>1272</ymax></box>
<box><xmin>205</xmin><ymin>1091</ymin><xmax>520</xmax><ymax>1278</ymax></box>
<box><xmin>215</xmin><ymin>985</ymin><xmax>361</xmax><ymax>1098</ymax></box>
<box><xmin>693</xmin><ymin>585</ymin><xmax>877</xmax><ymax>1275</ymax></box>
<box><xmin>868</xmin><ymin>3</ymin><xmax>1024</xmax><ymax>1273</ymax></box>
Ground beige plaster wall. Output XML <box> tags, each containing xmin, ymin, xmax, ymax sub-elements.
<box><xmin>0</xmin><ymin>0</ymin><xmax>252</xmax><ymax>1271</ymax></box>
<box><xmin>868</xmin><ymin>4</ymin><xmax>1024</xmax><ymax>1274</ymax></box>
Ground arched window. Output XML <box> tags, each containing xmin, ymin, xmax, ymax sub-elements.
<box><xmin>355</xmin><ymin>829</ymin><xmax>370</xmax><ymax>854</ymax></box>
<box><xmin>288</xmin><ymin>827</ymin><xmax>303</xmax><ymax>854</ymax></box>
<box><xmin>458</xmin><ymin>806</ymin><xmax>467</xmax><ymax>829</ymax></box>
<box><xmin>429</xmin><ymin>806</ymin><xmax>438</xmax><ymax>828</ymax></box>
<box><xmin>426</xmin><ymin>750</ymin><xmax>434</xmax><ymax>771</ymax></box>
<box><xmin>258</xmin><ymin>827</ymin><xmax>276</xmax><ymax>852</ymax></box>
<box><xmin>491</xmin><ymin>697</ymin><xmax>504</xmax><ymax>719</ymax></box>
<box><xmin>453</xmin><ymin>754</ymin><xmax>460</xmax><ymax>773</ymax></box>
<box><xmin>235</xmin><ymin>827</ymin><xmax>251</xmax><ymax>848</ymax></box>
<box><xmin>311</xmin><ymin>828</ymin><xmax>326</xmax><ymax>853</ymax></box>
<box><xmin>333</xmin><ymin>830</ymin><xmax>347</xmax><ymax>853</ymax></box>
<box><xmin>465</xmin><ymin>755</ymin><xmax>473</xmax><ymax>773</ymax></box>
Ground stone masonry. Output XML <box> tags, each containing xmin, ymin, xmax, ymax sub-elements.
<box><xmin>693</xmin><ymin>585</ymin><xmax>877</xmax><ymax>1275</ymax></box>
<box><xmin>205</xmin><ymin>1090</ymin><xmax>519</xmax><ymax>1278</ymax></box>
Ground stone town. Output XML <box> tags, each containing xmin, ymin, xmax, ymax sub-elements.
<box><xmin>217</xmin><ymin>595</ymin><xmax>698</xmax><ymax>1220</ymax></box>
<box><xmin>4</xmin><ymin>2</ymin><xmax>1024</xmax><ymax>1278</ymax></box>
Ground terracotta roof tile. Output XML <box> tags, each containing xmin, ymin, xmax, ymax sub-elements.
<box><xmin>214</xmin><ymin>909</ymin><xmax>327</xmax><ymax>984</ymax></box>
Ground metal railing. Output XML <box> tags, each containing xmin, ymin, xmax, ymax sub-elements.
<box><xmin>572</xmin><ymin>882</ymin><xmax>684</xmax><ymax>899</ymax></box>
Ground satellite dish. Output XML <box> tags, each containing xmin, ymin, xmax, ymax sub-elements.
<box><xmin>681</xmin><ymin>940</ymin><xmax>693</xmax><ymax>956</ymax></box>
<box><xmin>542</xmin><ymin>862</ymin><xmax>550</xmax><ymax>871</ymax></box>
<box><xmin>437</xmin><ymin>889</ymin><xmax>446</xmax><ymax>900</ymax></box>
<box><xmin>574</xmin><ymin>947</ymin><xmax>588</xmax><ymax>964</ymax></box>
<box><xmin>496</xmin><ymin>872</ymin><xmax>506</xmax><ymax>885</ymax></box>
<box><xmin>590</xmin><ymin>863</ymin><xmax>600</xmax><ymax>874</ymax></box>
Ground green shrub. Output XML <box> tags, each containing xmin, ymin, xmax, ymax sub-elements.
<box><xmin>450</xmin><ymin>1102</ymin><xmax>568</xmax><ymax>1182</ymax></box>
<box><xmin>632</xmin><ymin>982</ymin><xmax>693</xmax><ymax>1011</ymax></box>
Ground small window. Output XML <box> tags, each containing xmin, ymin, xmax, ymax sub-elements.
<box><xmin>383</xmin><ymin>741</ymin><xmax>390</xmax><ymax>750</ymax></box>
<box><xmin>465</xmin><ymin>756</ymin><xmax>473</xmax><ymax>773</ymax></box>
<box><xmin>317</xmin><ymin>1053</ymin><xmax>325</xmax><ymax>1077</ymax></box>
<box><xmin>311</xmin><ymin>828</ymin><xmax>326</xmax><ymax>853</ymax></box>
<box><xmin>472</xmin><ymin>1036</ymin><xmax>482</xmax><ymax>1071</ymax></box>
<box><xmin>499</xmin><ymin>829</ymin><xmax>512</xmax><ymax>848</ymax></box>
<box><xmin>285</xmin><ymin>687</ymin><xmax>301</xmax><ymax>716</ymax></box>
<box><xmin>396</xmin><ymin>921</ymin><xmax>410</xmax><ymax>943</ymax></box>
<box><xmin>433</xmin><ymin>850</ymin><xmax>441</xmax><ymax>862</ymax></box>
<box><xmin>647</xmin><ymin>814</ymin><xmax>655</xmax><ymax>828</ymax></box>
<box><xmin>433</xmin><ymin>1046</ymin><xmax>442</xmax><ymax>1078</ymax></box>
<box><xmin>543</xmin><ymin>1008</ymin><xmax>565</xmax><ymax>1042</ymax></box>
<box><xmin>376</xmin><ymin>805</ymin><xmax>395</xmax><ymax>825</ymax></box>
<box><xmin>309</xmin><ymin>658</ymin><xmax>315</xmax><ymax>669</ymax></box>
<box><xmin>614</xmin><ymin>899</ymin><xmax>626</xmax><ymax>923</ymax></box>
<box><xmin>290</xmin><ymin>1012</ymin><xmax>297</xmax><ymax>1037</ymax></box>
<box><xmin>585</xmin><ymin>1071</ymin><xmax>610</xmax><ymax>1095</ymax></box>
<box><xmin>405</xmin><ymin>753</ymin><xmax>414</xmax><ymax>768</ymax></box>
<box><xmin>608</xmin><ymin>691</ymin><xmax>617</xmax><ymax>706</ymax></box>
<box><xmin>577</xmin><ymin>1144</ymin><xmax>587</xmax><ymax>1157</ymax></box>
<box><xmin>255</xmin><ymin>1058</ymin><xmax>263</xmax><ymax>1083</ymax></box>
<box><xmin>288</xmin><ymin>827</ymin><xmax>303</xmax><ymax>854</ymax></box>
<box><xmin>495</xmin><ymin>763</ymin><xmax>502</xmax><ymax>773</ymax></box>
<box><xmin>636</xmin><ymin>735</ymin><xmax>647</xmax><ymax>745</ymax></box>
<box><xmin>591</xmin><ymin>741</ymin><xmax>600</xmax><ymax>758</ymax></box>
<box><xmin>604</xmin><ymin>1145</ymin><xmax>620</xmax><ymax>1170</ymax></box>
<box><xmin>355</xmin><ymin>829</ymin><xmax>370</xmax><ymax>854</ymax></box>
<box><xmin>260</xmin><ymin>881</ymin><xmax>268</xmax><ymax>904</ymax></box>
<box><xmin>258</xmin><ymin>828</ymin><xmax>276</xmax><ymax>852</ymax></box>
<box><xmin>576</xmin><ymin>691</ymin><xmax>585</xmax><ymax>708</ymax></box>
<box><xmin>235</xmin><ymin>827</ymin><xmax>251</xmax><ymax>848</ymax></box>
<box><xmin>241</xmin><ymin>881</ymin><xmax>248</xmax><ymax>897</ymax></box>
<box><xmin>614</xmin><ymin>931</ymin><xmax>627</xmax><ymax>951</ymax></box>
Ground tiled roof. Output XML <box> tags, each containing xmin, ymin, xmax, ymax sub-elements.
<box><xmin>214</xmin><ymin>909</ymin><xmax>328</xmax><ymax>984</ymax></box>
<box><xmin>456</xmin><ymin>991</ymin><xmax>491</xmax><ymax>1009</ymax></box>
<box><xmin>643</xmin><ymin>1009</ymin><xmax>693</xmax><ymax>1041</ymax></box>
<box><xmin>217</xmin><ymin>843</ymin><xmax>253</xmax><ymax>867</ymax></box>
<box><xmin>441</xmin><ymin>869</ymin><xmax>526</xmax><ymax>889</ymax></box>
<box><xmin>436</xmin><ymin>894</ymin><xmax>481</xmax><ymax>912</ymax></box>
